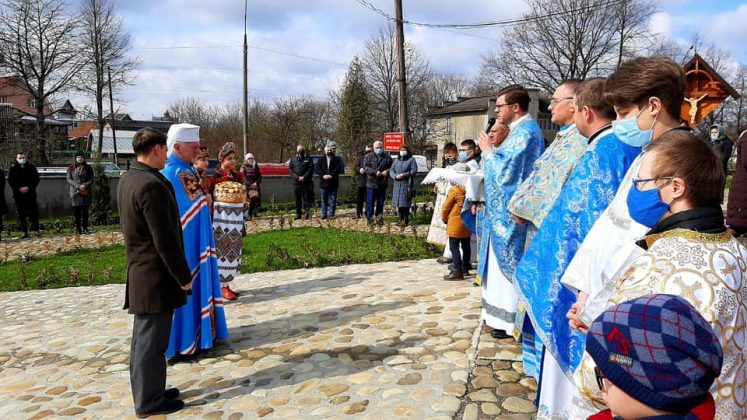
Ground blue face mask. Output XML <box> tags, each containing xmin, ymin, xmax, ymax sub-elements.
<box><xmin>626</xmin><ymin>182</ymin><xmax>670</xmax><ymax>228</ymax></box>
<box><xmin>458</xmin><ymin>151</ymin><xmax>468</xmax><ymax>162</ymax></box>
<box><xmin>374</xmin><ymin>148</ymin><xmax>384</xmax><ymax>155</ymax></box>
<box><xmin>612</xmin><ymin>107</ymin><xmax>657</xmax><ymax>147</ymax></box>
<box><xmin>17</xmin><ymin>158</ymin><xmax>26</xmax><ymax>165</ymax></box>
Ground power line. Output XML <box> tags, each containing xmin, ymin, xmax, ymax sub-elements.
<box><xmin>133</xmin><ymin>44</ymin><xmax>348</xmax><ymax>66</ymax></box>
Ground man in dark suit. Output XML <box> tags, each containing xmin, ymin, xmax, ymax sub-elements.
<box><xmin>288</xmin><ymin>144</ymin><xmax>314</xmax><ymax>219</ymax></box>
<box><xmin>7</xmin><ymin>151</ymin><xmax>40</xmax><ymax>238</ymax></box>
<box><xmin>118</xmin><ymin>128</ymin><xmax>193</xmax><ymax>418</ymax></box>
<box><xmin>354</xmin><ymin>144</ymin><xmax>373</xmax><ymax>219</ymax></box>
<box><xmin>317</xmin><ymin>143</ymin><xmax>342</xmax><ymax>219</ymax></box>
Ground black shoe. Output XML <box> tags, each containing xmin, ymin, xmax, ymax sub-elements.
<box><xmin>366</xmin><ymin>218</ymin><xmax>373</xmax><ymax>226</ymax></box>
<box><xmin>167</xmin><ymin>354</ymin><xmax>191</xmax><ymax>366</ymax></box>
<box><xmin>443</xmin><ymin>270</ymin><xmax>464</xmax><ymax>281</ymax></box>
<box><xmin>436</xmin><ymin>257</ymin><xmax>453</xmax><ymax>264</ymax></box>
<box><xmin>461</xmin><ymin>269</ymin><xmax>471</xmax><ymax>277</ymax></box>
<box><xmin>21</xmin><ymin>233</ymin><xmax>29</xmax><ymax>239</ymax></box>
<box><xmin>164</xmin><ymin>388</ymin><xmax>180</xmax><ymax>399</ymax></box>
<box><xmin>472</xmin><ymin>282</ymin><xmax>479</xmax><ymax>287</ymax></box>
<box><xmin>321</xmin><ymin>215</ymin><xmax>327</xmax><ymax>220</ymax></box>
<box><xmin>294</xmin><ymin>216</ymin><xmax>302</xmax><ymax>220</ymax></box>
<box><xmin>490</xmin><ymin>329</ymin><xmax>512</xmax><ymax>340</ymax></box>
<box><xmin>136</xmin><ymin>398</ymin><xmax>185</xmax><ymax>418</ymax></box>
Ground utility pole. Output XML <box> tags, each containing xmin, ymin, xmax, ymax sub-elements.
<box><xmin>242</xmin><ymin>0</ymin><xmax>249</xmax><ymax>157</ymax></box>
<box><xmin>108</xmin><ymin>66</ymin><xmax>118</xmax><ymax>165</ymax></box>
<box><xmin>394</xmin><ymin>0</ymin><xmax>409</xmax><ymax>142</ymax></box>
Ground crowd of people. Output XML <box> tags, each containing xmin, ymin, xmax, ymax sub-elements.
<box><xmin>429</xmin><ymin>56</ymin><xmax>746</xmax><ymax>420</ymax></box>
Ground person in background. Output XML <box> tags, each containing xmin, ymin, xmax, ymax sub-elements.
<box><xmin>289</xmin><ymin>144</ymin><xmax>314</xmax><ymax>220</ymax></box>
<box><xmin>441</xmin><ymin>165</ymin><xmax>472</xmax><ymax>280</ymax></box>
<box><xmin>363</xmin><ymin>140</ymin><xmax>393</xmax><ymax>225</ymax></box>
<box><xmin>390</xmin><ymin>144</ymin><xmax>418</xmax><ymax>226</ymax></box>
<box><xmin>8</xmin><ymin>151</ymin><xmax>40</xmax><ymax>239</ymax></box>
<box><xmin>585</xmin><ymin>295</ymin><xmax>722</xmax><ymax>420</ymax></box>
<box><xmin>240</xmin><ymin>153</ymin><xmax>262</xmax><ymax>220</ymax></box>
<box><xmin>317</xmin><ymin>143</ymin><xmax>341</xmax><ymax>219</ymax></box>
<box><xmin>355</xmin><ymin>144</ymin><xmax>373</xmax><ymax>219</ymax></box>
<box><xmin>0</xmin><ymin>167</ymin><xmax>6</xmax><ymax>241</ymax></box>
<box><xmin>211</xmin><ymin>142</ymin><xmax>246</xmax><ymax>302</ymax></box>
<box><xmin>459</xmin><ymin>139</ymin><xmax>481</xmax><ymax>170</ymax></box>
<box><xmin>727</xmin><ymin>130</ymin><xmax>747</xmax><ymax>237</ymax></box>
<box><xmin>66</xmin><ymin>151</ymin><xmax>94</xmax><ymax>235</ymax></box>
<box><xmin>193</xmin><ymin>146</ymin><xmax>212</xmax><ymax>210</ymax></box>
<box><xmin>489</xmin><ymin>122</ymin><xmax>510</xmax><ymax>148</ymax></box>
<box><xmin>435</xmin><ymin>142</ymin><xmax>459</xmax><ymax>265</ymax></box>
<box><xmin>709</xmin><ymin>123</ymin><xmax>733</xmax><ymax>175</ymax></box>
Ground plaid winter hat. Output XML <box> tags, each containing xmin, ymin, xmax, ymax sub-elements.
<box><xmin>585</xmin><ymin>294</ymin><xmax>722</xmax><ymax>414</ymax></box>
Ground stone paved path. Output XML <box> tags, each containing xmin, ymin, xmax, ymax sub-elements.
<box><xmin>0</xmin><ymin>259</ymin><xmax>536</xmax><ymax>419</ymax></box>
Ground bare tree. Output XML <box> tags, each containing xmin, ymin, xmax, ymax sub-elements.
<box><xmin>0</xmin><ymin>0</ymin><xmax>86</xmax><ymax>164</ymax></box>
<box><xmin>79</xmin><ymin>0</ymin><xmax>138</xmax><ymax>158</ymax></box>
<box><xmin>359</xmin><ymin>24</ymin><xmax>431</xmax><ymax>135</ymax></box>
<box><xmin>166</xmin><ymin>97</ymin><xmax>218</xmax><ymax>129</ymax></box>
<box><xmin>478</xmin><ymin>0</ymin><xmax>656</xmax><ymax>93</ymax></box>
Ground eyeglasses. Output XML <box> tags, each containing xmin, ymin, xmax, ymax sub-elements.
<box><xmin>632</xmin><ymin>176</ymin><xmax>673</xmax><ymax>191</ymax></box>
<box><xmin>550</xmin><ymin>97</ymin><xmax>574</xmax><ymax>106</ymax></box>
<box><xmin>594</xmin><ymin>367</ymin><xmax>606</xmax><ymax>392</ymax></box>
<box><xmin>495</xmin><ymin>102</ymin><xmax>515</xmax><ymax>111</ymax></box>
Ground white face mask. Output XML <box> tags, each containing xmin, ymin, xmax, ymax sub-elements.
<box><xmin>399</xmin><ymin>151</ymin><xmax>407</xmax><ymax>157</ymax></box>
<box><xmin>711</xmin><ymin>133</ymin><xmax>719</xmax><ymax>141</ymax></box>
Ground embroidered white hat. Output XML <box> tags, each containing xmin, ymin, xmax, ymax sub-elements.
<box><xmin>167</xmin><ymin>123</ymin><xmax>200</xmax><ymax>153</ymax></box>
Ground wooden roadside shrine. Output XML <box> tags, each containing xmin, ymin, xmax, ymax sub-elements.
<box><xmin>681</xmin><ymin>53</ymin><xmax>741</xmax><ymax>127</ymax></box>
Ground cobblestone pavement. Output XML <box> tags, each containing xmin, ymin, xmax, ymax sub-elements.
<box><xmin>0</xmin><ymin>211</ymin><xmax>429</xmax><ymax>262</ymax></box>
<box><xmin>0</xmin><ymin>259</ymin><xmax>536</xmax><ymax>419</ymax></box>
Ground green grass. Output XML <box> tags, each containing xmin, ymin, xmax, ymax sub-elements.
<box><xmin>0</xmin><ymin>227</ymin><xmax>439</xmax><ymax>292</ymax></box>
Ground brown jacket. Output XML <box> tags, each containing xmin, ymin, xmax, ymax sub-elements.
<box><xmin>118</xmin><ymin>161</ymin><xmax>191</xmax><ymax>314</ymax></box>
<box><xmin>441</xmin><ymin>185</ymin><xmax>470</xmax><ymax>239</ymax></box>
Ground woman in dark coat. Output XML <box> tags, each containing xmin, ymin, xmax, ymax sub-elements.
<box><xmin>66</xmin><ymin>151</ymin><xmax>93</xmax><ymax>234</ymax></box>
<box><xmin>728</xmin><ymin>130</ymin><xmax>747</xmax><ymax>237</ymax></box>
<box><xmin>240</xmin><ymin>153</ymin><xmax>262</xmax><ymax>219</ymax></box>
<box><xmin>390</xmin><ymin>145</ymin><xmax>418</xmax><ymax>226</ymax></box>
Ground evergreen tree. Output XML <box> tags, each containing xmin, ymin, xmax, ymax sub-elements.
<box><xmin>90</xmin><ymin>161</ymin><xmax>111</xmax><ymax>225</ymax></box>
<box><xmin>337</xmin><ymin>57</ymin><xmax>372</xmax><ymax>155</ymax></box>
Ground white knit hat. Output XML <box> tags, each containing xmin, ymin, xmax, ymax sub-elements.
<box><xmin>166</xmin><ymin>123</ymin><xmax>200</xmax><ymax>153</ymax></box>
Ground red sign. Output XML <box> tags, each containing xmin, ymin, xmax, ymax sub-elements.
<box><xmin>383</xmin><ymin>132</ymin><xmax>405</xmax><ymax>152</ymax></box>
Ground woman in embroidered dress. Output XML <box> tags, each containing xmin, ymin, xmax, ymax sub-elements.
<box><xmin>568</xmin><ymin>131</ymin><xmax>747</xmax><ymax>419</ymax></box>
<box><xmin>210</xmin><ymin>142</ymin><xmax>246</xmax><ymax>302</ymax></box>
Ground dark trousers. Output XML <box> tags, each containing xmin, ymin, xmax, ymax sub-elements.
<box><xmin>130</xmin><ymin>311</ymin><xmax>173</xmax><ymax>415</ymax></box>
<box><xmin>366</xmin><ymin>186</ymin><xmax>386</xmax><ymax>219</ymax></box>
<box><xmin>73</xmin><ymin>205</ymin><xmax>89</xmax><ymax>233</ymax></box>
<box><xmin>449</xmin><ymin>237</ymin><xmax>471</xmax><ymax>271</ymax></box>
<box><xmin>397</xmin><ymin>207</ymin><xmax>410</xmax><ymax>224</ymax></box>
<box><xmin>356</xmin><ymin>187</ymin><xmax>366</xmax><ymax>218</ymax></box>
<box><xmin>14</xmin><ymin>195</ymin><xmax>38</xmax><ymax>235</ymax></box>
<box><xmin>293</xmin><ymin>183</ymin><xmax>313</xmax><ymax>217</ymax></box>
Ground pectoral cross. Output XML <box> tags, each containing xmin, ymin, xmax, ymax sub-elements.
<box><xmin>684</xmin><ymin>93</ymin><xmax>708</xmax><ymax>124</ymax></box>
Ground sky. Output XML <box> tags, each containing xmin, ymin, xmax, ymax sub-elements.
<box><xmin>103</xmin><ymin>0</ymin><xmax>747</xmax><ymax>120</ymax></box>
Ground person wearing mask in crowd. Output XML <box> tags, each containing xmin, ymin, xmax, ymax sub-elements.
<box><xmin>433</xmin><ymin>142</ymin><xmax>459</xmax><ymax>266</ymax></box>
<box><xmin>193</xmin><ymin>146</ymin><xmax>213</xmax><ymax>210</ymax></box>
<box><xmin>363</xmin><ymin>140</ymin><xmax>393</xmax><ymax>225</ymax></box>
<box><xmin>459</xmin><ymin>139</ymin><xmax>481</xmax><ymax>171</ymax></box>
<box><xmin>66</xmin><ymin>151</ymin><xmax>94</xmax><ymax>235</ymax></box>
<box><xmin>161</xmin><ymin>123</ymin><xmax>229</xmax><ymax>363</ymax></box>
<box><xmin>390</xmin><ymin>144</ymin><xmax>418</xmax><ymax>226</ymax></box>
<box><xmin>506</xmin><ymin>79</ymin><xmax>586</xmax><ymax>379</ymax></box>
<box><xmin>441</xmin><ymin>163</ymin><xmax>472</xmax><ymax>281</ymax></box>
<box><xmin>476</xmin><ymin>85</ymin><xmax>544</xmax><ymax>340</ymax></box>
<box><xmin>289</xmin><ymin>144</ymin><xmax>314</xmax><ymax>220</ymax></box>
<box><xmin>569</xmin><ymin>131</ymin><xmax>747</xmax><ymax>419</ymax></box>
<box><xmin>709</xmin><ymin>123</ymin><xmax>733</xmax><ymax>176</ymax></box>
<box><xmin>0</xmin><ymin>167</ymin><xmax>6</xmax><ymax>241</ymax></box>
<box><xmin>8</xmin><ymin>151</ymin><xmax>40</xmax><ymax>239</ymax></box>
<box><xmin>727</xmin><ymin>129</ymin><xmax>747</xmax><ymax>237</ymax></box>
<box><xmin>317</xmin><ymin>143</ymin><xmax>341</xmax><ymax>219</ymax></box>
<box><xmin>584</xmin><ymin>295</ymin><xmax>723</xmax><ymax>420</ymax></box>
<box><xmin>118</xmin><ymin>127</ymin><xmax>192</xmax><ymax>418</ymax></box>
<box><xmin>546</xmin><ymin>57</ymin><xmax>689</xmax><ymax>418</ymax></box>
<box><xmin>354</xmin><ymin>144</ymin><xmax>373</xmax><ymax>219</ymax></box>
<box><xmin>240</xmin><ymin>153</ymin><xmax>262</xmax><ymax>220</ymax></box>
<box><xmin>211</xmin><ymin>142</ymin><xmax>246</xmax><ymax>302</ymax></box>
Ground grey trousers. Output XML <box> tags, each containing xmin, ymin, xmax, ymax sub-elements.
<box><xmin>130</xmin><ymin>311</ymin><xmax>173</xmax><ymax>414</ymax></box>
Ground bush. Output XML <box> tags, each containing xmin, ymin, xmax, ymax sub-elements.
<box><xmin>90</xmin><ymin>161</ymin><xmax>111</xmax><ymax>224</ymax></box>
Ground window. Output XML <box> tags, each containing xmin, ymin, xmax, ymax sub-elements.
<box><xmin>0</xmin><ymin>96</ymin><xmax>6</xmax><ymax>103</ymax></box>
<box><xmin>27</xmin><ymin>98</ymin><xmax>36</xmax><ymax>108</ymax></box>
<box><xmin>445</xmin><ymin>117</ymin><xmax>452</xmax><ymax>134</ymax></box>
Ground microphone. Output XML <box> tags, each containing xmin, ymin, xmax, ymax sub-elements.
<box><xmin>485</xmin><ymin>117</ymin><xmax>496</xmax><ymax>134</ymax></box>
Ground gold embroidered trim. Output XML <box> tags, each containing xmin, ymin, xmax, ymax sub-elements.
<box><xmin>645</xmin><ymin>228</ymin><xmax>732</xmax><ymax>249</ymax></box>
